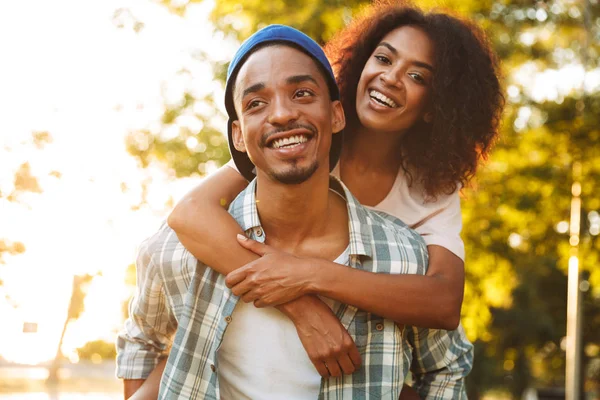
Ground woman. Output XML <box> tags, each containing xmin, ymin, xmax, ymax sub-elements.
<box><xmin>132</xmin><ymin>2</ymin><xmax>503</xmax><ymax>398</ymax></box>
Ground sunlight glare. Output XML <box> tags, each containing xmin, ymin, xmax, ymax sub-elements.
<box><xmin>0</xmin><ymin>0</ymin><xmax>235</xmax><ymax>365</ymax></box>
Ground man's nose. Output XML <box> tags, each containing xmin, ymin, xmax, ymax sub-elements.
<box><xmin>267</xmin><ymin>95</ymin><xmax>299</xmax><ymax>126</ymax></box>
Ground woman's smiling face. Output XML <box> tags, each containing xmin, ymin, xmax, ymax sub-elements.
<box><xmin>355</xmin><ymin>25</ymin><xmax>435</xmax><ymax>136</ymax></box>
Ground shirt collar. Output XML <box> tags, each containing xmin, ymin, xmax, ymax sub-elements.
<box><xmin>229</xmin><ymin>176</ymin><xmax>373</xmax><ymax>258</ymax></box>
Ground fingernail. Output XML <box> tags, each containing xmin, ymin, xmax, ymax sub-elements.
<box><xmin>237</xmin><ymin>234</ymin><xmax>247</xmax><ymax>241</ymax></box>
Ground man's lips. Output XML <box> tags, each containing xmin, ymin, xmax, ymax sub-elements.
<box><xmin>271</xmin><ymin>134</ymin><xmax>309</xmax><ymax>149</ymax></box>
<box><xmin>263</xmin><ymin>127</ymin><xmax>316</xmax><ymax>148</ymax></box>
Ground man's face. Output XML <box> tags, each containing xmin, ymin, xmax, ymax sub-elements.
<box><xmin>231</xmin><ymin>45</ymin><xmax>344</xmax><ymax>185</ymax></box>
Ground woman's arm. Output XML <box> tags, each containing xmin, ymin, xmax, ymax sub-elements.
<box><xmin>316</xmin><ymin>245</ymin><xmax>464</xmax><ymax>330</ymax></box>
<box><xmin>228</xmin><ymin>240</ymin><xmax>464</xmax><ymax>330</ymax></box>
<box><xmin>167</xmin><ymin>164</ymin><xmax>257</xmax><ymax>274</ymax></box>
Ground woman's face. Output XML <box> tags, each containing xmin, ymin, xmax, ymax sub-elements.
<box><xmin>355</xmin><ymin>25</ymin><xmax>435</xmax><ymax>136</ymax></box>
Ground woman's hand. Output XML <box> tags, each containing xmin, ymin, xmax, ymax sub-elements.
<box><xmin>225</xmin><ymin>234</ymin><xmax>317</xmax><ymax>307</ymax></box>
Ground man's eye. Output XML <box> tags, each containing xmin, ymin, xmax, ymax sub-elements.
<box><xmin>247</xmin><ymin>100</ymin><xmax>263</xmax><ymax>109</ymax></box>
<box><xmin>375</xmin><ymin>55</ymin><xmax>391</xmax><ymax>64</ymax></box>
<box><xmin>295</xmin><ymin>89</ymin><xmax>314</xmax><ymax>98</ymax></box>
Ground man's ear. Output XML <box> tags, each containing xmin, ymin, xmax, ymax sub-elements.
<box><xmin>231</xmin><ymin>121</ymin><xmax>246</xmax><ymax>153</ymax></box>
<box><xmin>331</xmin><ymin>100</ymin><xmax>346</xmax><ymax>134</ymax></box>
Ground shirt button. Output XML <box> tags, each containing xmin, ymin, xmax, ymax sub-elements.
<box><xmin>210</xmin><ymin>364</ymin><xmax>216</xmax><ymax>372</ymax></box>
<box><xmin>376</xmin><ymin>323</ymin><xmax>384</xmax><ymax>331</ymax></box>
<box><xmin>255</xmin><ymin>228</ymin><xmax>263</xmax><ymax>237</ymax></box>
<box><xmin>225</xmin><ymin>316</ymin><xmax>232</xmax><ymax>324</ymax></box>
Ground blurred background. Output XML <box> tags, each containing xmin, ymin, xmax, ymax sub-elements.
<box><xmin>0</xmin><ymin>0</ymin><xmax>599</xmax><ymax>399</ymax></box>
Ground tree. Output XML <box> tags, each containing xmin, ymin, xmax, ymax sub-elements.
<box><xmin>0</xmin><ymin>131</ymin><xmax>51</xmax><ymax>292</ymax></box>
<box><xmin>47</xmin><ymin>274</ymin><xmax>95</xmax><ymax>385</ymax></box>
<box><xmin>76</xmin><ymin>339</ymin><xmax>117</xmax><ymax>362</ymax></box>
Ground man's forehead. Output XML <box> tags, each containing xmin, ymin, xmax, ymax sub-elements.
<box><xmin>234</xmin><ymin>45</ymin><xmax>323</xmax><ymax>90</ymax></box>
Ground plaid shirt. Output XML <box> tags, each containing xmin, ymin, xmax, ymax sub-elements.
<box><xmin>117</xmin><ymin>177</ymin><xmax>473</xmax><ymax>399</ymax></box>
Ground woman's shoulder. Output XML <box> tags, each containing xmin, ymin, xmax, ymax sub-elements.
<box><xmin>375</xmin><ymin>167</ymin><xmax>461</xmax><ymax>224</ymax></box>
<box><xmin>392</xmin><ymin>169</ymin><xmax>465</xmax><ymax>260</ymax></box>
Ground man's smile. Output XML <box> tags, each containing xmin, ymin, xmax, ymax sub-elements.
<box><xmin>271</xmin><ymin>134</ymin><xmax>309</xmax><ymax>149</ymax></box>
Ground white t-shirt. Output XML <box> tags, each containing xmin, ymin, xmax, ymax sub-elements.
<box><xmin>226</xmin><ymin>160</ymin><xmax>465</xmax><ymax>260</ymax></box>
<box><xmin>217</xmin><ymin>246</ymin><xmax>350</xmax><ymax>400</ymax></box>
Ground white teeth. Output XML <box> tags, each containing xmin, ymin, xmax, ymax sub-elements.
<box><xmin>272</xmin><ymin>135</ymin><xmax>308</xmax><ymax>149</ymax></box>
<box><xmin>369</xmin><ymin>90</ymin><xmax>398</xmax><ymax>108</ymax></box>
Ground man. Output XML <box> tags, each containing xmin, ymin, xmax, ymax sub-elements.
<box><xmin>117</xmin><ymin>25</ymin><xmax>472</xmax><ymax>399</ymax></box>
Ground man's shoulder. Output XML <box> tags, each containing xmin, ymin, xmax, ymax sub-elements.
<box><xmin>227</xmin><ymin>180</ymin><xmax>259</xmax><ymax>230</ymax></box>
<box><xmin>136</xmin><ymin>221</ymin><xmax>199</xmax><ymax>282</ymax></box>
<box><xmin>138</xmin><ymin>221</ymin><xmax>183</xmax><ymax>258</ymax></box>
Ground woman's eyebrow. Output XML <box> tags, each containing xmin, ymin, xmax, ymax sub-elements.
<box><xmin>376</xmin><ymin>42</ymin><xmax>434</xmax><ymax>72</ymax></box>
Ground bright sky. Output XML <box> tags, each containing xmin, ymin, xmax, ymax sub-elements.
<box><xmin>0</xmin><ymin>0</ymin><xmax>236</xmax><ymax>365</ymax></box>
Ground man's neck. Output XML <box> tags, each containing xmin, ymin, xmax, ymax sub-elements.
<box><xmin>255</xmin><ymin>168</ymin><xmax>347</xmax><ymax>255</ymax></box>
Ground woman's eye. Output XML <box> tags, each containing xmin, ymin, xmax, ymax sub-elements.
<box><xmin>409</xmin><ymin>73</ymin><xmax>425</xmax><ymax>84</ymax></box>
<box><xmin>375</xmin><ymin>55</ymin><xmax>391</xmax><ymax>64</ymax></box>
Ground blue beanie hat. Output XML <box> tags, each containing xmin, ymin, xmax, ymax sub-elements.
<box><xmin>224</xmin><ymin>24</ymin><xmax>343</xmax><ymax>181</ymax></box>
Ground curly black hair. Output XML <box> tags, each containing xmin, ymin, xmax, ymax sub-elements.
<box><xmin>325</xmin><ymin>1</ymin><xmax>504</xmax><ymax>199</ymax></box>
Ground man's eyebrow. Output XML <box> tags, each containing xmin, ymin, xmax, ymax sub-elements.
<box><xmin>376</xmin><ymin>42</ymin><xmax>434</xmax><ymax>72</ymax></box>
<box><xmin>286</xmin><ymin>74</ymin><xmax>320</xmax><ymax>86</ymax></box>
<box><xmin>242</xmin><ymin>82</ymin><xmax>266</xmax><ymax>98</ymax></box>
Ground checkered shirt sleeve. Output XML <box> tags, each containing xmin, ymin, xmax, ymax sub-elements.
<box><xmin>116</xmin><ymin>223</ymin><xmax>178</xmax><ymax>379</ymax></box>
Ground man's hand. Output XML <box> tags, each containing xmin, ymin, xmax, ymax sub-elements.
<box><xmin>277</xmin><ymin>295</ymin><xmax>362</xmax><ymax>378</ymax></box>
<box><xmin>225</xmin><ymin>235</ymin><xmax>315</xmax><ymax>307</ymax></box>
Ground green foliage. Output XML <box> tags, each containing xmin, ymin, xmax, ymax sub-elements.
<box><xmin>67</xmin><ymin>274</ymin><xmax>94</xmax><ymax>321</ymax></box>
<box><xmin>31</xmin><ymin>131</ymin><xmax>53</xmax><ymax>149</ymax></box>
<box><xmin>134</xmin><ymin>0</ymin><xmax>600</xmax><ymax>397</ymax></box>
<box><xmin>122</xmin><ymin>263</ymin><xmax>137</xmax><ymax>321</ymax></box>
<box><xmin>162</xmin><ymin>0</ymin><xmax>366</xmax><ymax>44</ymax></box>
<box><xmin>126</xmin><ymin>88</ymin><xmax>230</xmax><ymax>178</ymax></box>
<box><xmin>209</xmin><ymin>0</ymin><xmax>366</xmax><ymax>44</ymax></box>
<box><xmin>8</xmin><ymin>162</ymin><xmax>42</xmax><ymax>200</ymax></box>
<box><xmin>0</xmin><ymin>131</ymin><xmax>53</xmax><ymax>288</ymax></box>
<box><xmin>76</xmin><ymin>340</ymin><xmax>117</xmax><ymax>361</ymax></box>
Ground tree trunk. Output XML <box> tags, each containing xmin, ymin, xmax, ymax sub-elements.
<box><xmin>46</xmin><ymin>313</ymin><xmax>70</xmax><ymax>385</ymax></box>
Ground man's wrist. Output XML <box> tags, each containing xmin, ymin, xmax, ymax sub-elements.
<box><xmin>276</xmin><ymin>295</ymin><xmax>317</xmax><ymax>323</ymax></box>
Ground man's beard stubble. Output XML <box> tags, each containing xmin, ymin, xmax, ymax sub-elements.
<box><xmin>268</xmin><ymin>160</ymin><xmax>319</xmax><ymax>185</ymax></box>
<box><xmin>260</xmin><ymin>122</ymin><xmax>320</xmax><ymax>185</ymax></box>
